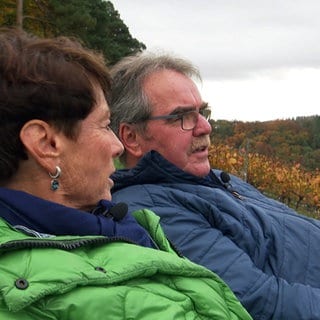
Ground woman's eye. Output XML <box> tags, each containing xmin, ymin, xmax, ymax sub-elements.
<box><xmin>103</xmin><ymin>121</ymin><xmax>111</xmax><ymax>130</ymax></box>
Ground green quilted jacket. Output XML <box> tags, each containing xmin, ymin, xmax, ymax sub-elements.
<box><xmin>0</xmin><ymin>209</ymin><xmax>252</xmax><ymax>320</ymax></box>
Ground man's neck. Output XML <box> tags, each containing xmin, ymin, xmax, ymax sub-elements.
<box><xmin>124</xmin><ymin>154</ymin><xmax>140</xmax><ymax>169</ymax></box>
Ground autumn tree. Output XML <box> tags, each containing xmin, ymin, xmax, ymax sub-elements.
<box><xmin>0</xmin><ymin>0</ymin><xmax>146</xmax><ymax>65</ymax></box>
<box><xmin>0</xmin><ymin>0</ymin><xmax>50</xmax><ymax>33</ymax></box>
<box><xmin>211</xmin><ymin>116</ymin><xmax>320</xmax><ymax>171</ymax></box>
<box><xmin>208</xmin><ymin>143</ymin><xmax>320</xmax><ymax>218</ymax></box>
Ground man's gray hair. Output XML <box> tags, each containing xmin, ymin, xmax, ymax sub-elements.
<box><xmin>110</xmin><ymin>51</ymin><xmax>201</xmax><ymax>163</ymax></box>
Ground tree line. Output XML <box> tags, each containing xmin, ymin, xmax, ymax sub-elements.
<box><xmin>209</xmin><ymin>116</ymin><xmax>320</xmax><ymax>218</ymax></box>
<box><xmin>210</xmin><ymin>116</ymin><xmax>320</xmax><ymax>171</ymax></box>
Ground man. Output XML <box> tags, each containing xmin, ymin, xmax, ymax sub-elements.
<box><xmin>110</xmin><ymin>52</ymin><xmax>320</xmax><ymax>320</ymax></box>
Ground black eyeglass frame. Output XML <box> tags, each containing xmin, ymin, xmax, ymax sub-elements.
<box><xmin>146</xmin><ymin>107</ymin><xmax>211</xmax><ymax>131</ymax></box>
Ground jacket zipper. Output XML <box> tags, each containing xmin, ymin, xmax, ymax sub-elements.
<box><xmin>0</xmin><ymin>235</ymin><xmax>184</xmax><ymax>257</ymax></box>
<box><xmin>0</xmin><ymin>236</ymin><xmax>138</xmax><ymax>251</ymax></box>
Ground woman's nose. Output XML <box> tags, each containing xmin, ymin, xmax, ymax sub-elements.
<box><xmin>112</xmin><ymin>131</ymin><xmax>124</xmax><ymax>158</ymax></box>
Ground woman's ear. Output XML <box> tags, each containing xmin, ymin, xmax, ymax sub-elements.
<box><xmin>19</xmin><ymin>120</ymin><xmax>60</xmax><ymax>171</ymax></box>
<box><xmin>119</xmin><ymin>123</ymin><xmax>144</xmax><ymax>159</ymax></box>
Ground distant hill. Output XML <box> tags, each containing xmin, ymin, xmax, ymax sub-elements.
<box><xmin>210</xmin><ymin>115</ymin><xmax>320</xmax><ymax>171</ymax></box>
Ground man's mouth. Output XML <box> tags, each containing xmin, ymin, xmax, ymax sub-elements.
<box><xmin>192</xmin><ymin>145</ymin><xmax>208</xmax><ymax>153</ymax></box>
<box><xmin>191</xmin><ymin>136</ymin><xmax>211</xmax><ymax>153</ymax></box>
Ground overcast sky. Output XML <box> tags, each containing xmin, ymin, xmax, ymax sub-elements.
<box><xmin>111</xmin><ymin>0</ymin><xmax>320</xmax><ymax>121</ymax></box>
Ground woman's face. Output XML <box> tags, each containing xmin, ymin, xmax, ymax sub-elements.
<box><xmin>59</xmin><ymin>85</ymin><xmax>123</xmax><ymax>210</ymax></box>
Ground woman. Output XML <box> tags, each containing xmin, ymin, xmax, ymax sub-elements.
<box><xmin>0</xmin><ymin>28</ymin><xmax>251</xmax><ymax>320</ymax></box>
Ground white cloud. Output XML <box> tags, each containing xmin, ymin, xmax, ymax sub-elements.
<box><xmin>112</xmin><ymin>0</ymin><xmax>320</xmax><ymax>121</ymax></box>
<box><xmin>202</xmin><ymin>68</ymin><xmax>320</xmax><ymax>121</ymax></box>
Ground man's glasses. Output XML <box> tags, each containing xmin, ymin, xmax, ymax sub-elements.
<box><xmin>147</xmin><ymin>107</ymin><xmax>211</xmax><ymax>131</ymax></box>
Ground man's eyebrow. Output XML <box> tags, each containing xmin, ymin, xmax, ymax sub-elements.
<box><xmin>170</xmin><ymin>102</ymin><xmax>209</xmax><ymax>115</ymax></box>
<box><xmin>169</xmin><ymin>106</ymin><xmax>196</xmax><ymax>115</ymax></box>
<box><xmin>200</xmin><ymin>102</ymin><xmax>209</xmax><ymax>109</ymax></box>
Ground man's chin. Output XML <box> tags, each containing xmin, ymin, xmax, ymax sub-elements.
<box><xmin>186</xmin><ymin>161</ymin><xmax>211</xmax><ymax>177</ymax></box>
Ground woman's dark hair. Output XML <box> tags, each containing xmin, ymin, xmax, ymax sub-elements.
<box><xmin>0</xmin><ymin>27</ymin><xmax>112</xmax><ymax>181</ymax></box>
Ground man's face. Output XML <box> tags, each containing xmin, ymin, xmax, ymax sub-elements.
<box><xmin>139</xmin><ymin>69</ymin><xmax>212</xmax><ymax>177</ymax></box>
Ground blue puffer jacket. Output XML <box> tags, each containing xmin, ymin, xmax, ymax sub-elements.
<box><xmin>112</xmin><ymin>151</ymin><xmax>320</xmax><ymax>320</ymax></box>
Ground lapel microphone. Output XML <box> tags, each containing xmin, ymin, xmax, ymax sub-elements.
<box><xmin>220</xmin><ymin>171</ymin><xmax>231</xmax><ymax>186</ymax></box>
<box><xmin>108</xmin><ymin>202</ymin><xmax>128</xmax><ymax>221</ymax></box>
<box><xmin>220</xmin><ymin>172</ymin><xmax>242</xmax><ymax>199</ymax></box>
<box><xmin>91</xmin><ymin>202</ymin><xmax>128</xmax><ymax>221</ymax></box>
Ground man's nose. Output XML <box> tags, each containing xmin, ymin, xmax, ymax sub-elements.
<box><xmin>193</xmin><ymin>113</ymin><xmax>212</xmax><ymax>136</ymax></box>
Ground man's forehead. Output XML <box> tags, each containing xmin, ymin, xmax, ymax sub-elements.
<box><xmin>146</xmin><ymin>74</ymin><xmax>201</xmax><ymax>106</ymax></box>
<box><xmin>145</xmin><ymin>69</ymin><xmax>196</xmax><ymax>88</ymax></box>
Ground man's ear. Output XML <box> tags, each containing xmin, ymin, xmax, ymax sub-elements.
<box><xmin>119</xmin><ymin>123</ymin><xmax>144</xmax><ymax>158</ymax></box>
<box><xmin>19</xmin><ymin>120</ymin><xmax>60</xmax><ymax>171</ymax></box>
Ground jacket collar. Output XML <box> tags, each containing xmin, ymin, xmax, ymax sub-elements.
<box><xmin>0</xmin><ymin>187</ymin><xmax>155</xmax><ymax>248</ymax></box>
<box><xmin>112</xmin><ymin>150</ymin><xmax>223</xmax><ymax>192</ymax></box>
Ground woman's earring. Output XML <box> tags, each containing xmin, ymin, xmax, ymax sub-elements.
<box><xmin>49</xmin><ymin>166</ymin><xmax>61</xmax><ymax>191</ymax></box>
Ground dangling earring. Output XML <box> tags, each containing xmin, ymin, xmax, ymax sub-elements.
<box><xmin>49</xmin><ymin>166</ymin><xmax>61</xmax><ymax>191</ymax></box>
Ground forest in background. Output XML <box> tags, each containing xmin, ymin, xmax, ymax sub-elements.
<box><xmin>0</xmin><ymin>0</ymin><xmax>145</xmax><ymax>65</ymax></box>
<box><xmin>210</xmin><ymin>115</ymin><xmax>320</xmax><ymax>171</ymax></box>
<box><xmin>209</xmin><ymin>116</ymin><xmax>320</xmax><ymax>217</ymax></box>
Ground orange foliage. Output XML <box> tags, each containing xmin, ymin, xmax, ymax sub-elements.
<box><xmin>208</xmin><ymin>144</ymin><xmax>320</xmax><ymax>218</ymax></box>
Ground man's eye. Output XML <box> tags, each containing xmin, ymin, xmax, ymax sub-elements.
<box><xmin>167</xmin><ymin>115</ymin><xmax>181</xmax><ymax>122</ymax></box>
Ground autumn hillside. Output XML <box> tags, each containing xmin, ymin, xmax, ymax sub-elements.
<box><xmin>208</xmin><ymin>115</ymin><xmax>320</xmax><ymax>218</ymax></box>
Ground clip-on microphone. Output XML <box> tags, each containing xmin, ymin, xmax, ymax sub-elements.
<box><xmin>108</xmin><ymin>202</ymin><xmax>128</xmax><ymax>221</ymax></box>
<box><xmin>220</xmin><ymin>172</ymin><xmax>241</xmax><ymax>199</ymax></box>
<box><xmin>91</xmin><ymin>202</ymin><xmax>128</xmax><ymax>221</ymax></box>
